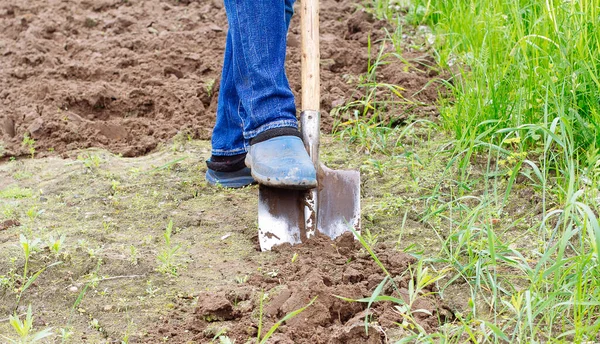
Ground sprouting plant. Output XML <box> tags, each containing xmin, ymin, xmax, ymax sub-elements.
<box><xmin>58</xmin><ymin>327</ymin><xmax>74</xmax><ymax>342</ymax></box>
<box><xmin>87</xmin><ymin>247</ymin><xmax>98</xmax><ymax>259</ymax></box>
<box><xmin>235</xmin><ymin>275</ymin><xmax>249</xmax><ymax>284</ymax></box>
<box><xmin>111</xmin><ymin>180</ymin><xmax>121</xmax><ymax>193</ymax></box>
<box><xmin>77</xmin><ymin>153</ymin><xmax>102</xmax><ymax>171</ymax></box>
<box><xmin>362</xmin><ymin>228</ymin><xmax>379</xmax><ymax>248</ymax></box>
<box><xmin>25</xmin><ymin>206</ymin><xmax>41</xmax><ymax>223</ymax></box>
<box><xmin>218</xmin><ymin>336</ymin><xmax>234</xmax><ymax>344</ymax></box>
<box><xmin>205</xmin><ymin>78</ymin><xmax>216</xmax><ymax>97</ymax></box>
<box><xmin>2</xmin><ymin>204</ymin><xmax>17</xmax><ymax>220</ymax></box>
<box><xmin>369</xmin><ymin>159</ymin><xmax>386</xmax><ymax>176</ymax></box>
<box><xmin>129</xmin><ymin>245</ymin><xmax>139</xmax><ymax>266</ymax></box>
<box><xmin>265</xmin><ymin>269</ymin><xmax>278</xmax><ymax>278</ymax></box>
<box><xmin>156</xmin><ymin>219</ymin><xmax>182</xmax><ymax>275</ymax></box>
<box><xmin>120</xmin><ymin>318</ymin><xmax>135</xmax><ymax>344</ymax></box>
<box><xmin>102</xmin><ymin>221</ymin><xmax>112</xmax><ymax>232</ymax></box>
<box><xmin>0</xmin><ymin>270</ymin><xmax>17</xmax><ymax>291</ymax></box>
<box><xmin>46</xmin><ymin>234</ymin><xmax>66</xmax><ymax>256</ymax></box>
<box><xmin>145</xmin><ymin>280</ymin><xmax>160</xmax><ymax>297</ymax></box>
<box><xmin>89</xmin><ymin>318</ymin><xmax>102</xmax><ymax>332</ymax></box>
<box><xmin>20</xmin><ymin>234</ymin><xmax>41</xmax><ymax>279</ymax></box>
<box><xmin>1</xmin><ymin>305</ymin><xmax>54</xmax><ymax>343</ymax></box>
<box><xmin>22</xmin><ymin>134</ymin><xmax>35</xmax><ymax>159</ymax></box>
<box><xmin>404</xmin><ymin>260</ymin><xmax>447</xmax><ymax>310</ymax></box>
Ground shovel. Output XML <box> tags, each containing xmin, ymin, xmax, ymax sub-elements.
<box><xmin>257</xmin><ymin>0</ymin><xmax>361</xmax><ymax>251</ymax></box>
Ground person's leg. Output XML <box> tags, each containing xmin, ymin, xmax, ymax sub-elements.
<box><xmin>225</xmin><ymin>0</ymin><xmax>297</xmax><ymax>138</ymax></box>
<box><xmin>206</xmin><ymin>31</ymin><xmax>255</xmax><ymax>188</ymax></box>
<box><xmin>211</xmin><ymin>32</ymin><xmax>247</xmax><ymax>159</ymax></box>
<box><xmin>209</xmin><ymin>0</ymin><xmax>295</xmax><ymax>160</ymax></box>
<box><xmin>209</xmin><ymin>0</ymin><xmax>316</xmax><ymax>189</ymax></box>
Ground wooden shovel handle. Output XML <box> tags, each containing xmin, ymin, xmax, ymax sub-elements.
<box><xmin>301</xmin><ymin>0</ymin><xmax>320</xmax><ymax>112</ymax></box>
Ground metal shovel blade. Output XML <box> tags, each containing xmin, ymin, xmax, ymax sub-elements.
<box><xmin>257</xmin><ymin>164</ymin><xmax>360</xmax><ymax>251</ymax></box>
<box><xmin>317</xmin><ymin>164</ymin><xmax>361</xmax><ymax>240</ymax></box>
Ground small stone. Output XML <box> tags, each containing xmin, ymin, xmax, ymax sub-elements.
<box><xmin>69</xmin><ymin>286</ymin><xmax>78</xmax><ymax>293</ymax></box>
<box><xmin>103</xmin><ymin>305</ymin><xmax>113</xmax><ymax>312</ymax></box>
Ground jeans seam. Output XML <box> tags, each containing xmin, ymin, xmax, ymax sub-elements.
<box><xmin>233</xmin><ymin>2</ymin><xmax>256</xmax><ymax>123</ymax></box>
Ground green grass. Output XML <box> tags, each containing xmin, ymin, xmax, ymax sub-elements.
<box><xmin>0</xmin><ymin>185</ymin><xmax>33</xmax><ymax>199</ymax></box>
<box><xmin>335</xmin><ymin>0</ymin><xmax>600</xmax><ymax>341</ymax></box>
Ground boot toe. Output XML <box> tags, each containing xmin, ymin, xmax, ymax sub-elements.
<box><xmin>247</xmin><ymin>136</ymin><xmax>317</xmax><ymax>189</ymax></box>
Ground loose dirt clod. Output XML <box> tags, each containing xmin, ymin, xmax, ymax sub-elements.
<box><xmin>147</xmin><ymin>233</ymin><xmax>453</xmax><ymax>343</ymax></box>
<box><xmin>0</xmin><ymin>219</ymin><xmax>19</xmax><ymax>231</ymax></box>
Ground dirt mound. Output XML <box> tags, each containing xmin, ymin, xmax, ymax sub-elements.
<box><xmin>0</xmin><ymin>0</ymin><xmax>442</xmax><ymax>158</ymax></box>
<box><xmin>146</xmin><ymin>233</ymin><xmax>453</xmax><ymax>343</ymax></box>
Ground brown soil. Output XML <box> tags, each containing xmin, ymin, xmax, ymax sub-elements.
<box><xmin>146</xmin><ymin>233</ymin><xmax>453</xmax><ymax>343</ymax></box>
<box><xmin>0</xmin><ymin>0</ymin><xmax>442</xmax><ymax>158</ymax></box>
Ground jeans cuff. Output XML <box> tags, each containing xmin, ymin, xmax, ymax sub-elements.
<box><xmin>211</xmin><ymin>146</ymin><xmax>248</xmax><ymax>156</ymax></box>
<box><xmin>206</xmin><ymin>153</ymin><xmax>247</xmax><ymax>172</ymax></box>
<box><xmin>243</xmin><ymin>119</ymin><xmax>298</xmax><ymax>139</ymax></box>
<box><xmin>250</xmin><ymin>127</ymin><xmax>301</xmax><ymax>145</ymax></box>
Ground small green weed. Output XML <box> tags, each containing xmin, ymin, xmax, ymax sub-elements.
<box><xmin>1</xmin><ymin>204</ymin><xmax>18</xmax><ymax>220</ymax></box>
<box><xmin>145</xmin><ymin>280</ymin><xmax>160</xmax><ymax>297</ymax></box>
<box><xmin>235</xmin><ymin>275</ymin><xmax>249</xmax><ymax>284</ymax></box>
<box><xmin>19</xmin><ymin>234</ymin><xmax>41</xmax><ymax>280</ymax></box>
<box><xmin>0</xmin><ymin>185</ymin><xmax>33</xmax><ymax>199</ymax></box>
<box><xmin>205</xmin><ymin>79</ymin><xmax>216</xmax><ymax>97</ymax></box>
<box><xmin>46</xmin><ymin>234</ymin><xmax>66</xmax><ymax>257</ymax></box>
<box><xmin>21</xmin><ymin>134</ymin><xmax>35</xmax><ymax>159</ymax></box>
<box><xmin>1</xmin><ymin>305</ymin><xmax>54</xmax><ymax>343</ymax></box>
<box><xmin>156</xmin><ymin>219</ymin><xmax>182</xmax><ymax>275</ymax></box>
<box><xmin>129</xmin><ymin>245</ymin><xmax>139</xmax><ymax>266</ymax></box>
<box><xmin>77</xmin><ymin>153</ymin><xmax>102</xmax><ymax>171</ymax></box>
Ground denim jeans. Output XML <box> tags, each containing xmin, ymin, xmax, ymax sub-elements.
<box><xmin>211</xmin><ymin>0</ymin><xmax>297</xmax><ymax>157</ymax></box>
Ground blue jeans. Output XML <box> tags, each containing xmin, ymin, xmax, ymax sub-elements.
<box><xmin>211</xmin><ymin>0</ymin><xmax>297</xmax><ymax>157</ymax></box>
